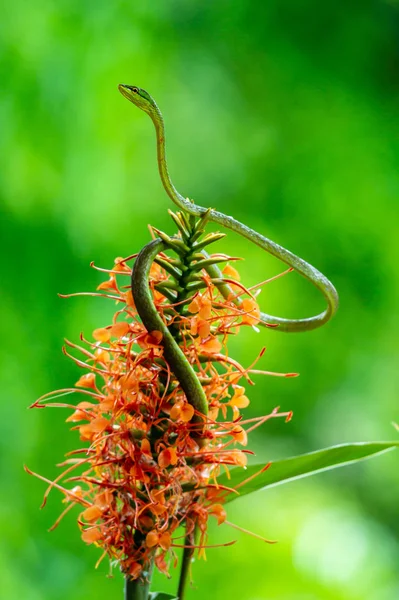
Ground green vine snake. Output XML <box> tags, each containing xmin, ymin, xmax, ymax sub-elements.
<box><xmin>119</xmin><ymin>84</ymin><xmax>338</xmax><ymax>334</ymax></box>
<box><xmin>121</xmin><ymin>83</ymin><xmax>339</xmax><ymax>415</ymax></box>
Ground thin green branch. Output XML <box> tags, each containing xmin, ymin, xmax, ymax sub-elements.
<box><xmin>177</xmin><ymin>526</ymin><xmax>198</xmax><ymax>600</ymax></box>
<box><xmin>124</xmin><ymin>562</ymin><xmax>154</xmax><ymax>600</ymax></box>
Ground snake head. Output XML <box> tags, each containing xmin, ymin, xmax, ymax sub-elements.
<box><xmin>118</xmin><ymin>84</ymin><xmax>159</xmax><ymax>117</ymax></box>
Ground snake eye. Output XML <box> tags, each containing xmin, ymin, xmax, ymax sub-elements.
<box><xmin>132</xmin><ymin>87</ymin><xmax>139</xmax><ymax>94</ymax></box>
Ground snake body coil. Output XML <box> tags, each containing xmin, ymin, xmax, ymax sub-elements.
<box><xmin>121</xmin><ymin>83</ymin><xmax>339</xmax><ymax>419</ymax></box>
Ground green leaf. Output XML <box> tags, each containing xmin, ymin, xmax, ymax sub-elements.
<box><xmin>149</xmin><ymin>593</ymin><xmax>177</xmax><ymax>600</ymax></box>
<box><xmin>218</xmin><ymin>442</ymin><xmax>399</xmax><ymax>503</ymax></box>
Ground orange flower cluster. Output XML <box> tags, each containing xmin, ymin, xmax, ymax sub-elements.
<box><xmin>28</xmin><ymin>248</ymin><xmax>293</xmax><ymax>580</ymax></box>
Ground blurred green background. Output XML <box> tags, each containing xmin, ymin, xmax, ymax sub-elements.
<box><xmin>1</xmin><ymin>1</ymin><xmax>399</xmax><ymax>598</ymax></box>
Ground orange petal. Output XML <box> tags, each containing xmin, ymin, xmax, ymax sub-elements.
<box><xmin>123</xmin><ymin>290</ymin><xmax>135</xmax><ymax>308</ymax></box>
<box><xmin>150</xmin><ymin>503</ymin><xmax>168</xmax><ymax>516</ymax></box>
<box><xmin>75</xmin><ymin>373</ymin><xmax>97</xmax><ymax>390</ymax></box>
<box><xmin>66</xmin><ymin>403</ymin><xmax>93</xmax><ymax>422</ymax></box>
<box><xmin>181</xmin><ymin>403</ymin><xmax>195</xmax><ymax>422</ymax></box>
<box><xmin>230</xmin><ymin>451</ymin><xmax>248</xmax><ymax>467</ymax></box>
<box><xmin>146</xmin><ymin>530</ymin><xmax>159</xmax><ymax>548</ymax></box>
<box><xmin>128</xmin><ymin>562</ymin><xmax>143</xmax><ymax>579</ymax></box>
<box><xmin>159</xmin><ymin>531</ymin><xmax>171</xmax><ymax>551</ymax></box>
<box><xmin>153</xmin><ymin>289</ymin><xmax>167</xmax><ymax>303</ymax></box>
<box><xmin>198</xmin><ymin>297</ymin><xmax>212</xmax><ymax>321</ymax></box>
<box><xmin>93</xmin><ymin>328</ymin><xmax>111</xmax><ymax>342</ymax></box>
<box><xmin>155</xmin><ymin>552</ymin><xmax>169</xmax><ymax>576</ymax></box>
<box><xmin>81</xmin><ymin>505</ymin><xmax>103</xmax><ymax>522</ymax></box>
<box><xmin>241</xmin><ymin>298</ymin><xmax>260</xmax><ymax>326</ymax></box>
<box><xmin>99</xmin><ymin>395</ymin><xmax>115</xmax><ymax>412</ymax></box>
<box><xmin>138</xmin><ymin>330</ymin><xmax>163</xmax><ymax>349</ymax></box>
<box><xmin>151</xmin><ymin>489</ymin><xmax>165</xmax><ymax>503</ymax></box>
<box><xmin>89</xmin><ymin>417</ymin><xmax>109</xmax><ymax>432</ymax></box>
<box><xmin>81</xmin><ymin>527</ymin><xmax>102</xmax><ymax>544</ymax></box>
<box><xmin>232</xmin><ymin>385</ymin><xmax>245</xmax><ymax>397</ymax></box>
<box><xmin>79</xmin><ymin>417</ymin><xmax>109</xmax><ymax>441</ymax></box>
<box><xmin>150</xmin><ymin>262</ymin><xmax>162</xmax><ymax>277</ymax></box>
<box><xmin>230</xmin><ymin>391</ymin><xmax>250</xmax><ymax>409</ymax></box>
<box><xmin>200</xmin><ymin>335</ymin><xmax>222</xmax><ymax>354</ymax></box>
<box><xmin>141</xmin><ymin>438</ymin><xmax>152</xmax><ymax>455</ymax></box>
<box><xmin>79</xmin><ymin>424</ymin><xmax>95</xmax><ymax>441</ymax></box>
<box><xmin>94</xmin><ymin>490</ymin><xmax>113</xmax><ymax>510</ymax></box>
<box><xmin>190</xmin><ymin>317</ymin><xmax>198</xmax><ymax>336</ymax></box>
<box><xmin>158</xmin><ymin>447</ymin><xmax>178</xmax><ymax>468</ymax></box>
<box><xmin>110</xmin><ymin>321</ymin><xmax>130</xmax><ymax>338</ymax></box>
<box><xmin>149</xmin><ymin>330</ymin><xmax>163</xmax><ymax>344</ymax></box>
<box><xmin>223</xmin><ymin>264</ymin><xmax>241</xmax><ymax>281</ymax></box>
<box><xmin>197</xmin><ymin>319</ymin><xmax>211</xmax><ymax>339</ymax></box>
<box><xmin>97</xmin><ymin>276</ymin><xmax>117</xmax><ymax>291</ymax></box>
<box><xmin>187</xmin><ymin>297</ymin><xmax>200</xmax><ymax>314</ymax></box>
<box><xmin>139</xmin><ymin>515</ymin><xmax>154</xmax><ymax>531</ymax></box>
<box><xmin>170</xmin><ymin>400</ymin><xmax>195</xmax><ymax>422</ymax></box>
<box><xmin>231</xmin><ymin>425</ymin><xmax>248</xmax><ymax>446</ymax></box>
<box><xmin>94</xmin><ymin>349</ymin><xmax>110</xmax><ymax>364</ymax></box>
<box><xmin>209</xmin><ymin>504</ymin><xmax>227</xmax><ymax>525</ymax></box>
<box><xmin>170</xmin><ymin>401</ymin><xmax>183</xmax><ymax>421</ymax></box>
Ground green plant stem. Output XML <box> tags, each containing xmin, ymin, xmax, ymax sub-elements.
<box><xmin>124</xmin><ymin>562</ymin><xmax>154</xmax><ymax>600</ymax></box>
<box><xmin>177</xmin><ymin>525</ymin><xmax>198</xmax><ymax>600</ymax></box>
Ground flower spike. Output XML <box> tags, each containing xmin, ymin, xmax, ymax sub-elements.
<box><xmin>28</xmin><ymin>212</ymin><xmax>295</xmax><ymax>584</ymax></box>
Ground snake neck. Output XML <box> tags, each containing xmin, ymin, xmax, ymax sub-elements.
<box><xmin>151</xmin><ymin>109</ymin><xmax>190</xmax><ymax>209</ymax></box>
